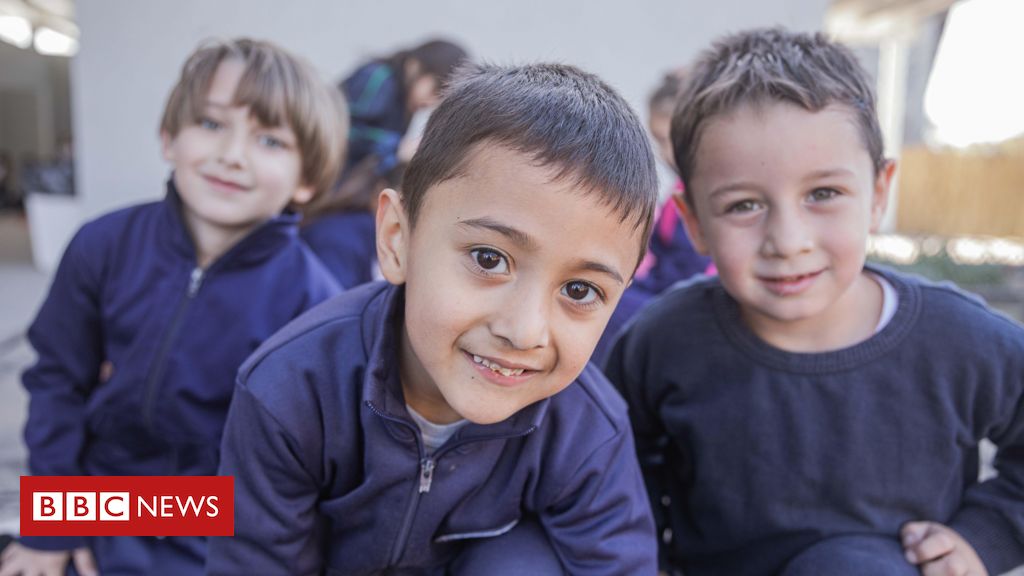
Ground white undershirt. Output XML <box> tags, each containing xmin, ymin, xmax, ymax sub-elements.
<box><xmin>406</xmin><ymin>404</ymin><xmax>468</xmax><ymax>455</ymax></box>
<box><xmin>869</xmin><ymin>272</ymin><xmax>898</xmax><ymax>334</ymax></box>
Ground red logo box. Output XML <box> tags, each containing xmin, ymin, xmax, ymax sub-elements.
<box><xmin>21</xmin><ymin>476</ymin><xmax>233</xmax><ymax>537</ymax></box>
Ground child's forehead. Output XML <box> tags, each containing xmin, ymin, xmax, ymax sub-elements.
<box><xmin>420</xmin><ymin>144</ymin><xmax>642</xmax><ymax>247</ymax></box>
<box><xmin>685</xmin><ymin>101</ymin><xmax>876</xmax><ymax>196</ymax></box>
<box><xmin>696</xmin><ymin>102</ymin><xmax>871</xmax><ymax>168</ymax></box>
<box><xmin>199</xmin><ymin>58</ymin><xmax>292</xmax><ymax>129</ymax></box>
<box><xmin>440</xmin><ymin>143</ymin><xmax>616</xmax><ymax>213</ymax></box>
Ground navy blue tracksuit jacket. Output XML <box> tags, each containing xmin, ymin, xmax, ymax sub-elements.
<box><xmin>21</xmin><ymin>182</ymin><xmax>340</xmax><ymax>565</ymax></box>
<box><xmin>208</xmin><ymin>282</ymin><xmax>657</xmax><ymax>575</ymax></box>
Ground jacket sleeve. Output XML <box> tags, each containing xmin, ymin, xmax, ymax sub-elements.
<box><xmin>206</xmin><ymin>383</ymin><xmax>323</xmax><ymax>576</ymax></box>
<box><xmin>20</xmin><ymin>228</ymin><xmax>104</xmax><ymax>551</ymax></box>
<box><xmin>539</xmin><ymin>424</ymin><xmax>658</xmax><ymax>575</ymax></box>
<box><xmin>949</xmin><ymin>338</ymin><xmax>1024</xmax><ymax>574</ymax></box>
<box><xmin>603</xmin><ymin>326</ymin><xmax>673</xmax><ymax>571</ymax></box>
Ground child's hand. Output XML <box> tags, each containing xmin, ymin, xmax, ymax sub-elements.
<box><xmin>0</xmin><ymin>541</ymin><xmax>98</xmax><ymax>576</ymax></box>
<box><xmin>901</xmin><ymin>521</ymin><xmax>988</xmax><ymax>576</ymax></box>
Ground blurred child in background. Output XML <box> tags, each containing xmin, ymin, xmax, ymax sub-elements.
<box><xmin>2</xmin><ymin>38</ymin><xmax>345</xmax><ymax>576</ymax></box>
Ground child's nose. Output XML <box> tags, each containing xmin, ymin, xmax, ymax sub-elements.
<box><xmin>761</xmin><ymin>208</ymin><xmax>813</xmax><ymax>258</ymax></box>
<box><xmin>489</xmin><ymin>285</ymin><xmax>551</xmax><ymax>350</ymax></box>
<box><xmin>217</xmin><ymin>129</ymin><xmax>247</xmax><ymax>167</ymax></box>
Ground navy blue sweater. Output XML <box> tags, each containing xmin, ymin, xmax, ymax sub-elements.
<box><xmin>208</xmin><ymin>281</ymin><xmax>657</xmax><ymax>575</ymax></box>
<box><xmin>605</xmin><ymin>267</ymin><xmax>1024</xmax><ymax>575</ymax></box>
<box><xmin>21</xmin><ymin>182</ymin><xmax>340</xmax><ymax>550</ymax></box>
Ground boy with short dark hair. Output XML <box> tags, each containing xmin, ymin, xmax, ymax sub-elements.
<box><xmin>606</xmin><ymin>28</ymin><xmax>1024</xmax><ymax>576</ymax></box>
<box><xmin>4</xmin><ymin>38</ymin><xmax>345</xmax><ymax>576</ymax></box>
<box><xmin>208</xmin><ymin>62</ymin><xmax>660</xmax><ymax>575</ymax></box>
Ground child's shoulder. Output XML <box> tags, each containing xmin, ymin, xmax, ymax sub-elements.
<box><xmin>626</xmin><ymin>274</ymin><xmax>721</xmax><ymax>340</ymax></box>
<box><xmin>57</xmin><ymin>198</ymin><xmax>168</xmax><ymax>274</ymax></box>
<box><xmin>552</xmin><ymin>363</ymin><xmax>630</xmax><ymax>427</ymax></box>
<box><xmin>75</xmin><ymin>197</ymin><xmax>165</xmax><ymax>245</ymax></box>
<box><xmin>237</xmin><ymin>281</ymin><xmax>390</xmax><ymax>388</ymax></box>
<box><xmin>535</xmin><ymin>363</ymin><xmax>635</xmax><ymax>462</ymax></box>
<box><xmin>875</xmin><ymin>265</ymin><xmax>1024</xmax><ymax>346</ymax></box>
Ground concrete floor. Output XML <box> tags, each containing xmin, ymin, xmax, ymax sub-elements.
<box><xmin>0</xmin><ymin>212</ymin><xmax>49</xmax><ymax>535</ymax></box>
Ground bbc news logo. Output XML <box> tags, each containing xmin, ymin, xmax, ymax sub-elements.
<box><xmin>21</xmin><ymin>476</ymin><xmax>233</xmax><ymax>536</ymax></box>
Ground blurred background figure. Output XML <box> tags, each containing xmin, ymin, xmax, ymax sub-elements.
<box><xmin>300</xmin><ymin>159</ymin><xmax>403</xmax><ymax>289</ymax></box>
<box><xmin>341</xmin><ymin>38</ymin><xmax>468</xmax><ymax>174</ymax></box>
<box><xmin>591</xmin><ymin>70</ymin><xmax>714</xmax><ymax>366</ymax></box>
<box><xmin>633</xmin><ymin>70</ymin><xmax>712</xmax><ymax>296</ymax></box>
<box><xmin>301</xmin><ymin>38</ymin><xmax>468</xmax><ymax>288</ymax></box>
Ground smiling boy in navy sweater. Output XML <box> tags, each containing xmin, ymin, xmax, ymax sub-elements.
<box><xmin>606</xmin><ymin>28</ymin><xmax>1024</xmax><ymax>576</ymax></box>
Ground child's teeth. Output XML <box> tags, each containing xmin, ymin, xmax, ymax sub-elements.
<box><xmin>472</xmin><ymin>354</ymin><xmax>525</xmax><ymax>376</ymax></box>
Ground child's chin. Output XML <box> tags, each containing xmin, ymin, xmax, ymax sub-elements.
<box><xmin>458</xmin><ymin>405</ymin><xmax>518</xmax><ymax>426</ymax></box>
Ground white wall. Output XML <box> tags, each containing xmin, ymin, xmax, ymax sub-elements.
<box><xmin>73</xmin><ymin>0</ymin><xmax>831</xmax><ymax>220</ymax></box>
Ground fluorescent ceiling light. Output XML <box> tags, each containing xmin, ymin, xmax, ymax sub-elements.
<box><xmin>924</xmin><ymin>0</ymin><xmax>1024</xmax><ymax>147</ymax></box>
<box><xmin>0</xmin><ymin>14</ymin><xmax>32</xmax><ymax>49</ymax></box>
<box><xmin>33</xmin><ymin>25</ymin><xmax>77</xmax><ymax>56</ymax></box>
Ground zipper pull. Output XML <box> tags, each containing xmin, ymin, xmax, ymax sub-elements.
<box><xmin>188</xmin><ymin>267</ymin><xmax>204</xmax><ymax>297</ymax></box>
<box><xmin>418</xmin><ymin>458</ymin><xmax>435</xmax><ymax>494</ymax></box>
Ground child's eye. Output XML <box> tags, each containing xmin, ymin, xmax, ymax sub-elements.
<box><xmin>199</xmin><ymin>118</ymin><xmax>221</xmax><ymax>131</ymax></box>
<box><xmin>258</xmin><ymin>134</ymin><xmax>286</xmax><ymax>149</ymax></box>
<box><xmin>808</xmin><ymin>187</ymin><xmax>840</xmax><ymax>202</ymax></box>
<box><xmin>469</xmin><ymin>248</ymin><xmax>510</xmax><ymax>275</ymax></box>
<box><xmin>726</xmin><ymin>199</ymin><xmax>761</xmax><ymax>214</ymax></box>
<box><xmin>561</xmin><ymin>280</ymin><xmax>603</xmax><ymax>307</ymax></box>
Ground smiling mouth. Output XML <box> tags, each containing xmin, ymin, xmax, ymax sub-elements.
<box><xmin>761</xmin><ymin>271</ymin><xmax>820</xmax><ymax>283</ymax></box>
<box><xmin>759</xmin><ymin>270</ymin><xmax>823</xmax><ymax>295</ymax></box>
<box><xmin>471</xmin><ymin>354</ymin><xmax>526</xmax><ymax>377</ymax></box>
<box><xmin>204</xmin><ymin>175</ymin><xmax>248</xmax><ymax>191</ymax></box>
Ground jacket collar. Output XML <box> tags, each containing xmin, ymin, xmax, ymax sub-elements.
<box><xmin>361</xmin><ymin>282</ymin><xmax>549</xmax><ymax>440</ymax></box>
<box><xmin>159</xmin><ymin>175</ymin><xmax>302</xmax><ymax>270</ymax></box>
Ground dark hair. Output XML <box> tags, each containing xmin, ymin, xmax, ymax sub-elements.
<box><xmin>161</xmin><ymin>38</ymin><xmax>348</xmax><ymax>199</ymax></box>
<box><xmin>379</xmin><ymin>39</ymin><xmax>468</xmax><ymax>119</ymax></box>
<box><xmin>400</xmin><ymin>39</ymin><xmax>468</xmax><ymax>86</ymax></box>
<box><xmin>401</xmin><ymin>62</ymin><xmax>658</xmax><ymax>263</ymax></box>
<box><xmin>671</xmin><ymin>28</ymin><xmax>885</xmax><ymax>204</ymax></box>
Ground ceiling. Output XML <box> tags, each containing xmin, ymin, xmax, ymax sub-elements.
<box><xmin>0</xmin><ymin>0</ymin><xmax>74</xmax><ymax>34</ymax></box>
<box><xmin>827</xmin><ymin>0</ymin><xmax>958</xmax><ymax>42</ymax></box>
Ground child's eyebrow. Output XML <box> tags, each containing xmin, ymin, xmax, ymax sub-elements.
<box><xmin>458</xmin><ymin>217</ymin><xmax>538</xmax><ymax>251</ymax></box>
<box><xmin>570</xmin><ymin>260</ymin><xmax>625</xmax><ymax>285</ymax></box>
<box><xmin>710</xmin><ymin>181</ymin><xmax>763</xmax><ymax>198</ymax></box>
<box><xmin>804</xmin><ymin>168</ymin><xmax>855</xmax><ymax>181</ymax></box>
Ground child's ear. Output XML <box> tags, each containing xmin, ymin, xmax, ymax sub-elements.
<box><xmin>376</xmin><ymin>188</ymin><xmax>409</xmax><ymax>284</ymax></box>
<box><xmin>160</xmin><ymin>131</ymin><xmax>175</xmax><ymax>162</ymax></box>
<box><xmin>674</xmin><ymin>192</ymin><xmax>710</xmax><ymax>256</ymax></box>
<box><xmin>870</xmin><ymin>159</ymin><xmax>898</xmax><ymax>233</ymax></box>
<box><xmin>290</xmin><ymin>184</ymin><xmax>315</xmax><ymax>206</ymax></box>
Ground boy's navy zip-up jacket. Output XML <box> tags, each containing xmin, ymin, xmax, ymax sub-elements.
<box><xmin>21</xmin><ymin>181</ymin><xmax>340</xmax><ymax>550</ymax></box>
<box><xmin>208</xmin><ymin>281</ymin><xmax>657</xmax><ymax>575</ymax></box>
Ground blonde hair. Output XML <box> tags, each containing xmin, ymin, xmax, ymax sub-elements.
<box><xmin>160</xmin><ymin>38</ymin><xmax>348</xmax><ymax>198</ymax></box>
